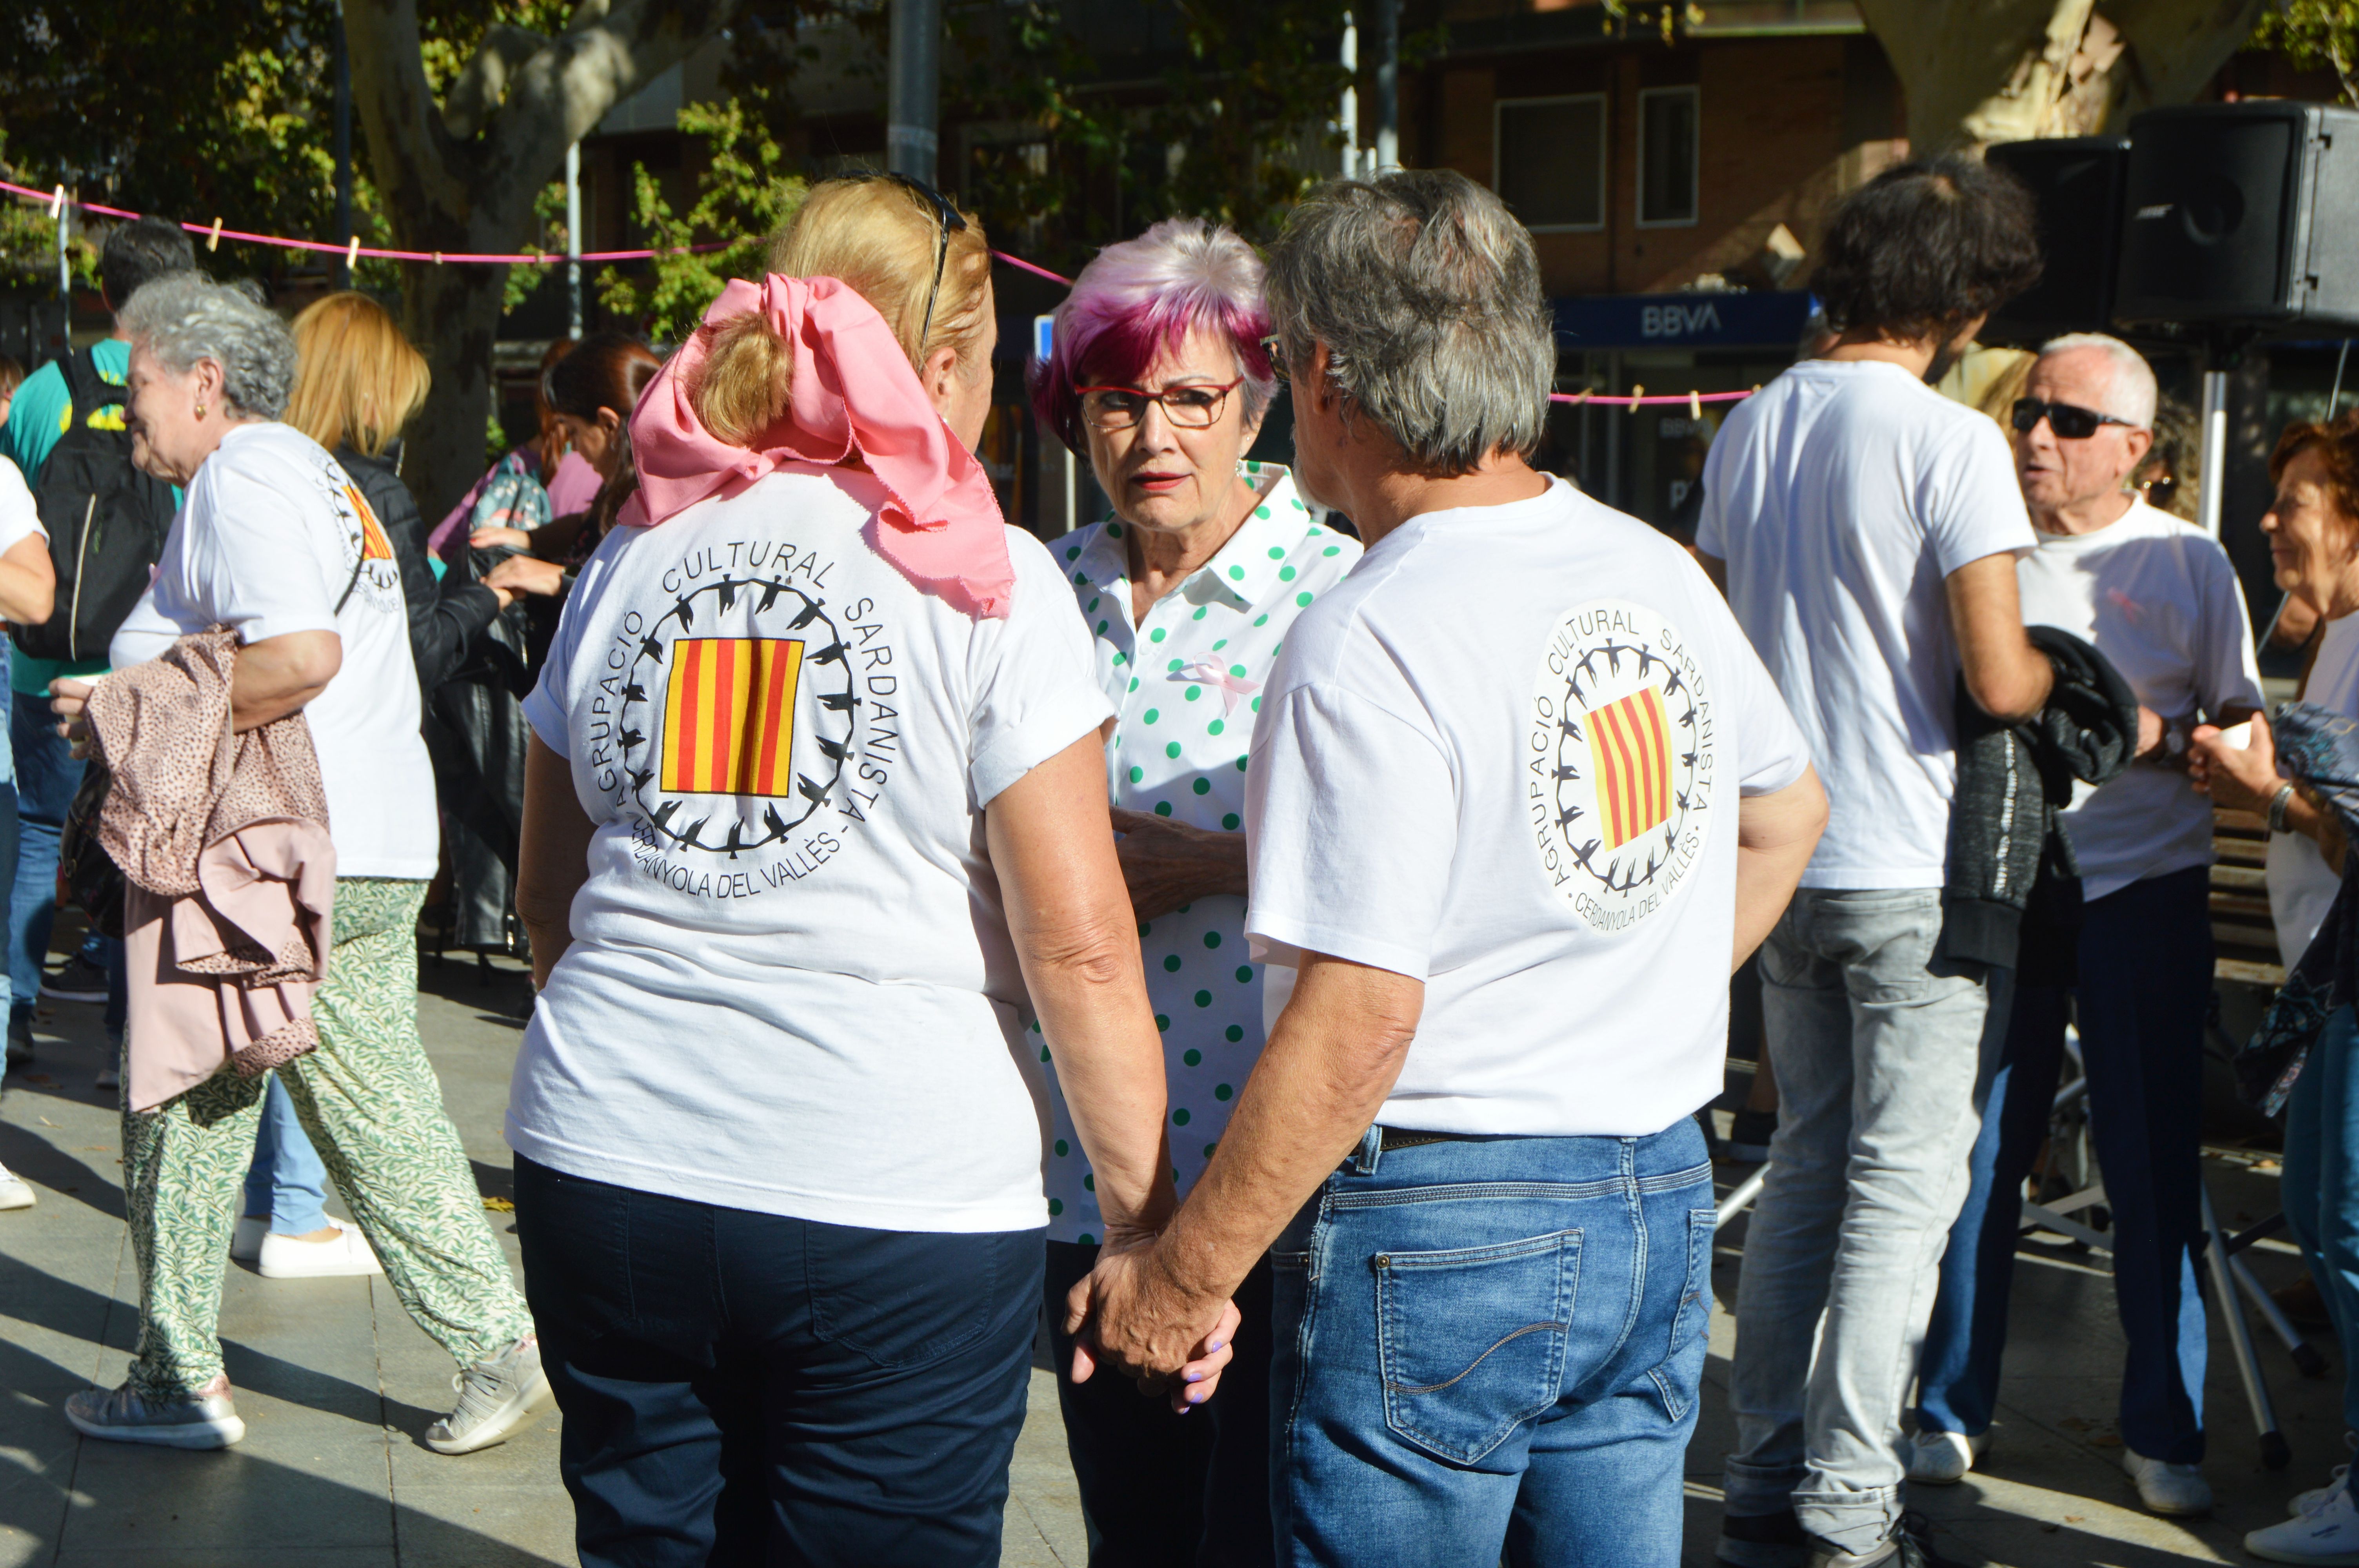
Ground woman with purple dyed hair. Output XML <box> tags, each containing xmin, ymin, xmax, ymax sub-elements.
<box><xmin>1031</xmin><ymin>216</ymin><xmax>1362</xmax><ymax>1566</ymax></box>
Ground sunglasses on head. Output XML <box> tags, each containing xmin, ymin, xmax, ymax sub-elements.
<box><xmin>841</xmin><ymin>171</ymin><xmax>969</xmax><ymax>344</ymax></box>
<box><xmin>2012</xmin><ymin>397</ymin><xmax>2141</xmax><ymax>441</ymax></box>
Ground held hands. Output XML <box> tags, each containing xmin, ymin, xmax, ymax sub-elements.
<box><xmin>2188</xmin><ymin>711</ymin><xmax>2280</xmax><ymax>815</ymax></box>
<box><xmin>1064</xmin><ymin>1240</ymin><xmax>1241</xmax><ymax>1414</ymax></box>
<box><xmin>1110</xmin><ymin>807</ymin><xmax>1248</xmax><ymax>924</ymax></box>
<box><xmin>50</xmin><ymin>677</ymin><xmax>96</xmax><ymax>760</ymax></box>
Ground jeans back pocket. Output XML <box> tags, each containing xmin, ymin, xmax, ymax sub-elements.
<box><xmin>1375</xmin><ymin>1229</ymin><xmax>1580</xmax><ymax>1465</ymax></box>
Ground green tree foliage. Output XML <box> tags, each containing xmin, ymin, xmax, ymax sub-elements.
<box><xmin>2253</xmin><ymin>1</ymin><xmax>2359</xmax><ymax>105</ymax></box>
<box><xmin>596</xmin><ymin>98</ymin><xmax>810</xmax><ymax>344</ymax></box>
<box><xmin>0</xmin><ymin>0</ymin><xmax>344</xmax><ymax>281</ymax></box>
<box><xmin>948</xmin><ymin>0</ymin><xmax>1355</xmax><ymax>270</ymax></box>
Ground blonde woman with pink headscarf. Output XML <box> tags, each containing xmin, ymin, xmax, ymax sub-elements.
<box><xmin>507</xmin><ymin>177</ymin><xmax>1234</xmax><ymax>1566</ymax></box>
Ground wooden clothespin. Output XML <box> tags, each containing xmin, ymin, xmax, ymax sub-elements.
<box><xmin>345</xmin><ymin>234</ymin><xmax>361</xmax><ymax>270</ymax></box>
<box><xmin>47</xmin><ymin>185</ymin><xmax>64</xmax><ymax>219</ymax></box>
<box><xmin>207</xmin><ymin>217</ymin><xmax>223</xmax><ymax>252</ymax></box>
<box><xmin>1689</xmin><ymin>389</ymin><xmax>1702</xmax><ymax>420</ymax></box>
<box><xmin>1628</xmin><ymin>383</ymin><xmax>1645</xmax><ymax>408</ymax></box>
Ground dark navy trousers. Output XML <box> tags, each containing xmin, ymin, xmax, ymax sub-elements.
<box><xmin>516</xmin><ymin>1155</ymin><xmax>1043</xmax><ymax>1567</ymax></box>
<box><xmin>1915</xmin><ymin>866</ymin><xmax>2212</xmax><ymax>1463</ymax></box>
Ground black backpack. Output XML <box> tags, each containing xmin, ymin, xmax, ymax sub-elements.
<box><xmin>13</xmin><ymin>348</ymin><xmax>178</xmax><ymax>662</ymax></box>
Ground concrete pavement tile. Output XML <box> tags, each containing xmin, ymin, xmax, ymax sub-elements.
<box><xmin>380</xmin><ymin>1484</ymin><xmax>572</xmax><ymax>1567</ymax></box>
<box><xmin>53</xmin><ymin>1552</ymin><xmax>394</xmax><ymax>1567</ymax></box>
<box><xmin>52</xmin><ymin>1445</ymin><xmax>394</xmax><ymax>1555</ymax></box>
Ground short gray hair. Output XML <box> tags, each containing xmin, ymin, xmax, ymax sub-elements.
<box><xmin>2039</xmin><ymin>331</ymin><xmax>2157</xmax><ymax>430</ymax></box>
<box><xmin>118</xmin><ymin>272</ymin><xmax>296</xmax><ymax>421</ymax></box>
<box><xmin>1265</xmin><ymin>170</ymin><xmax>1556</xmax><ymax>474</ymax></box>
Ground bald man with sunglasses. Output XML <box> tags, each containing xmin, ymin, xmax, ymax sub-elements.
<box><xmin>1908</xmin><ymin>333</ymin><xmax>2263</xmax><ymax>1518</ymax></box>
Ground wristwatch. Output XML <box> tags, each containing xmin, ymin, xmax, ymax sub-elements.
<box><xmin>2269</xmin><ymin>781</ymin><xmax>2299</xmax><ymax>835</ymax></box>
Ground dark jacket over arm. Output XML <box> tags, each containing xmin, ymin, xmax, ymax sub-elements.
<box><xmin>338</xmin><ymin>446</ymin><xmax>502</xmax><ymax>697</ymax></box>
<box><xmin>1941</xmin><ymin>625</ymin><xmax>2138</xmax><ymax>970</ymax></box>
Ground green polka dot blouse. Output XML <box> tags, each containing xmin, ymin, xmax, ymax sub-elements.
<box><xmin>1034</xmin><ymin>463</ymin><xmax>1363</xmax><ymax>1243</ymax></box>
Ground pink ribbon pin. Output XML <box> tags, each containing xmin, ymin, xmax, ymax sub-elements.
<box><xmin>1170</xmin><ymin>660</ymin><xmax>1261</xmax><ymax>717</ymax></box>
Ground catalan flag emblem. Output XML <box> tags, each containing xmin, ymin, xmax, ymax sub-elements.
<box><xmin>346</xmin><ymin>485</ymin><xmax>395</xmax><ymax>562</ymax></box>
<box><xmin>1584</xmin><ymin>687</ymin><xmax>1674</xmax><ymax>849</ymax></box>
<box><xmin>661</xmin><ymin>638</ymin><xmax>805</xmax><ymax>797</ymax></box>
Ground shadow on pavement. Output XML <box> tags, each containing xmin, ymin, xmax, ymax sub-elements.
<box><xmin>0</xmin><ymin>1118</ymin><xmax>124</xmax><ymax>1221</ymax></box>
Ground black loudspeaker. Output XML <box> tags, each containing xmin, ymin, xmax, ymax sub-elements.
<box><xmin>1983</xmin><ymin>136</ymin><xmax>2128</xmax><ymax>344</ymax></box>
<box><xmin>2114</xmin><ymin>102</ymin><xmax>2359</xmax><ymax>333</ymax></box>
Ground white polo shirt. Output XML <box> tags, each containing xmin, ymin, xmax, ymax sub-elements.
<box><xmin>1247</xmin><ymin>479</ymin><xmax>1810</xmax><ymax>1137</ymax></box>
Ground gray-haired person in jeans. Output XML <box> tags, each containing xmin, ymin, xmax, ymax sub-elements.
<box><xmin>1068</xmin><ymin>168</ymin><xmax>1828</xmax><ymax>1568</ymax></box>
<box><xmin>1697</xmin><ymin>157</ymin><xmax>2052</xmax><ymax>1568</ymax></box>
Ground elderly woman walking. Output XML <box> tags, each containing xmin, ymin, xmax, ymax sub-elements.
<box><xmin>55</xmin><ymin>273</ymin><xmax>544</xmax><ymax>1455</ymax></box>
<box><xmin>1027</xmin><ymin>216</ymin><xmax>1359</xmax><ymax>1564</ymax></box>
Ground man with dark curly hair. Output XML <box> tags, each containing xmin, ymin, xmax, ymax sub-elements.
<box><xmin>1698</xmin><ymin>156</ymin><xmax>2052</xmax><ymax>1568</ymax></box>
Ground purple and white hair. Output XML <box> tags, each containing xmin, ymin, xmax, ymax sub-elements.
<box><xmin>1028</xmin><ymin>217</ymin><xmax>1276</xmax><ymax>453</ymax></box>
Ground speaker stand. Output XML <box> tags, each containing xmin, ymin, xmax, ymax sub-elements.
<box><xmin>2197</xmin><ymin>367</ymin><xmax>2228</xmax><ymax>539</ymax></box>
<box><xmin>2191</xmin><ymin>329</ymin><xmax>2259</xmax><ymax>541</ymax></box>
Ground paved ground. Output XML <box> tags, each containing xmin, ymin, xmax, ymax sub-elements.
<box><xmin>0</xmin><ymin>948</ymin><xmax>2344</xmax><ymax>1566</ymax></box>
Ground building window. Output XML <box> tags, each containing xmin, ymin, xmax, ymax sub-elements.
<box><xmin>1638</xmin><ymin>87</ymin><xmax>1700</xmax><ymax>227</ymax></box>
<box><xmin>1495</xmin><ymin>95</ymin><xmax>1607</xmax><ymax>233</ymax></box>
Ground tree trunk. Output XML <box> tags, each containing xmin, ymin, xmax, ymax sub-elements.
<box><xmin>1857</xmin><ymin>0</ymin><xmax>2269</xmax><ymax>155</ymax></box>
<box><xmin>403</xmin><ymin>259</ymin><xmax>513</xmax><ymax>527</ymax></box>
<box><xmin>342</xmin><ymin>0</ymin><xmax>747</xmax><ymax>526</ymax></box>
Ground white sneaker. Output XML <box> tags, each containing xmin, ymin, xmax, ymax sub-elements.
<box><xmin>0</xmin><ymin>1169</ymin><xmax>33</xmax><ymax>1210</ymax></box>
<box><xmin>423</xmin><ymin>1335</ymin><xmax>551</xmax><ymax>1455</ymax></box>
<box><xmin>257</xmin><ymin>1219</ymin><xmax>383</xmax><ymax>1279</ymax></box>
<box><xmin>231</xmin><ymin>1214</ymin><xmax>267</xmax><ymax>1263</ymax></box>
<box><xmin>64</xmin><ymin>1374</ymin><xmax>245</xmax><ymax>1449</ymax></box>
<box><xmin>2122</xmin><ymin>1447</ymin><xmax>2211</xmax><ymax>1515</ymax></box>
<box><xmin>2295</xmin><ymin>1468</ymin><xmax>2353</xmax><ymax>1517</ymax></box>
<box><xmin>2252</xmin><ymin>1471</ymin><xmax>2359</xmax><ymax>1564</ymax></box>
<box><xmin>1906</xmin><ymin>1427</ymin><xmax>1989</xmax><ymax>1485</ymax></box>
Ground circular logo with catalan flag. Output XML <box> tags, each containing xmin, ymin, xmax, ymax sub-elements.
<box><xmin>1527</xmin><ymin>598</ymin><xmax>1710</xmax><ymax>934</ymax></box>
<box><xmin>319</xmin><ymin>451</ymin><xmax>402</xmax><ymax>611</ymax></box>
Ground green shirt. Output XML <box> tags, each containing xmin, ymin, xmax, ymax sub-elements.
<box><xmin>2</xmin><ymin>338</ymin><xmax>145</xmax><ymax>695</ymax></box>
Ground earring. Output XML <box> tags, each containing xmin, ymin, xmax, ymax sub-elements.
<box><xmin>194</xmin><ymin>403</ymin><xmax>207</xmax><ymax>420</ymax></box>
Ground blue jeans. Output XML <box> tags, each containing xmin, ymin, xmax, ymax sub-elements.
<box><xmin>2284</xmin><ymin>1005</ymin><xmax>2359</xmax><ymax>1436</ymax></box>
<box><xmin>514</xmin><ymin>1155</ymin><xmax>1042</xmax><ymax>1568</ymax></box>
<box><xmin>1725</xmin><ymin>888</ymin><xmax>2010</xmax><ymax>1555</ymax></box>
<box><xmin>1917</xmin><ymin>867</ymin><xmax>2210</xmax><ymax>1463</ymax></box>
<box><xmin>242</xmin><ymin>1074</ymin><xmax>331</xmax><ymax>1234</ymax></box>
<box><xmin>10</xmin><ymin>688</ymin><xmax>116</xmax><ymax>1033</ymax></box>
<box><xmin>1269</xmin><ymin>1120</ymin><xmax>1713</xmax><ymax>1568</ymax></box>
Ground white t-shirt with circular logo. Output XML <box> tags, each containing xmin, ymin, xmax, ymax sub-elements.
<box><xmin>109</xmin><ymin>421</ymin><xmax>434</xmax><ymax>878</ymax></box>
<box><xmin>1245</xmin><ymin>479</ymin><xmax>1810</xmax><ymax>1138</ymax></box>
<box><xmin>510</xmin><ymin>468</ymin><xmax>1113</xmax><ymax>1232</ymax></box>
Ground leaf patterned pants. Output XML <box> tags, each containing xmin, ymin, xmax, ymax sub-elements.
<box><xmin>120</xmin><ymin>877</ymin><xmax>535</xmax><ymax>1397</ymax></box>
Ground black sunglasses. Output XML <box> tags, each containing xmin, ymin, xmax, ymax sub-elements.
<box><xmin>2012</xmin><ymin>397</ymin><xmax>2141</xmax><ymax>440</ymax></box>
<box><xmin>842</xmin><ymin>171</ymin><xmax>969</xmax><ymax>345</ymax></box>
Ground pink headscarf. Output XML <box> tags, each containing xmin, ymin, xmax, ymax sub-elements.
<box><xmin>627</xmin><ymin>273</ymin><xmax>1014</xmax><ymax>619</ymax></box>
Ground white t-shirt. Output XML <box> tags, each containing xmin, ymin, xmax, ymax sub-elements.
<box><xmin>2269</xmin><ymin>612</ymin><xmax>2359</xmax><ymax>967</ymax></box>
<box><xmin>508</xmin><ymin>470</ymin><xmax>1114</xmax><ymax>1232</ymax></box>
<box><xmin>2016</xmin><ymin>499</ymin><xmax>2263</xmax><ymax>902</ymax></box>
<box><xmin>109</xmin><ymin>422</ymin><xmax>435</xmax><ymax>878</ymax></box>
<box><xmin>1697</xmin><ymin>359</ymin><xmax>2038</xmax><ymax>888</ymax></box>
<box><xmin>0</xmin><ymin>457</ymin><xmax>46</xmax><ymax>558</ymax></box>
<box><xmin>1245</xmin><ymin>479</ymin><xmax>1811</xmax><ymax>1137</ymax></box>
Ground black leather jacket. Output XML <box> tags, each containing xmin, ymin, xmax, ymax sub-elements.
<box><xmin>336</xmin><ymin>444</ymin><xmax>503</xmax><ymax>697</ymax></box>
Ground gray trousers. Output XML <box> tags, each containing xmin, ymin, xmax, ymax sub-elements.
<box><xmin>1723</xmin><ymin>888</ymin><xmax>2012</xmax><ymax>1555</ymax></box>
